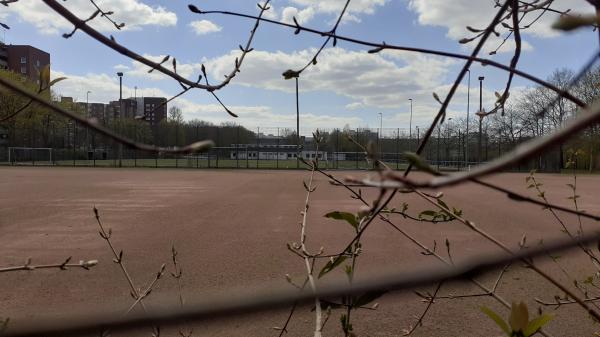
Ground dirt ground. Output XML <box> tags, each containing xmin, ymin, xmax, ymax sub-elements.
<box><xmin>1</xmin><ymin>167</ymin><xmax>599</xmax><ymax>337</ymax></box>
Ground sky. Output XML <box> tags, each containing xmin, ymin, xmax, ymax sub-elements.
<box><xmin>0</xmin><ymin>0</ymin><xmax>597</xmax><ymax>131</ymax></box>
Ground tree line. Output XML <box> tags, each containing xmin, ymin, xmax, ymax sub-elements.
<box><xmin>1</xmin><ymin>67</ymin><xmax>598</xmax><ymax>171</ymax></box>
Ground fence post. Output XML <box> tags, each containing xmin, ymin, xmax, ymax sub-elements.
<box><xmin>256</xmin><ymin>127</ymin><xmax>260</xmax><ymax>168</ymax></box>
<box><xmin>207</xmin><ymin>129</ymin><xmax>211</xmax><ymax>169</ymax></box>
<box><xmin>498</xmin><ymin>128</ymin><xmax>501</xmax><ymax>159</ymax></box>
<box><xmin>376</xmin><ymin>127</ymin><xmax>379</xmax><ymax>170</ymax></box>
<box><xmin>72</xmin><ymin>122</ymin><xmax>76</xmax><ymax>167</ymax></box>
<box><xmin>396</xmin><ymin>128</ymin><xmax>400</xmax><ymax>170</ymax></box>
<box><xmin>195</xmin><ymin>125</ymin><xmax>199</xmax><ymax>168</ymax></box>
<box><xmin>355</xmin><ymin>128</ymin><xmax>359</xmax><ymax>169</ymax></box>
<box><xmin>175</xmin><ymin>125</ymin><xmax>179</xmax><ymax>168</ymax></box>
<box><xmin>276</xmin><ymin>128</ymin><xmax>280</xmax><ymax>169</ymax></box>
<box><xmin>216</xmin><ymin>126</ymin><xmax>220</xmax><ymax>168</ymax></box>
<box><xmin>236</xmin><ymin>125</ymin><xmax>240</xmax><ymax>169</ymax></box>
<box><xmin>335</xmin><ymin>129</ymin><xmax>339</xmax><ymax>169</ymax></box>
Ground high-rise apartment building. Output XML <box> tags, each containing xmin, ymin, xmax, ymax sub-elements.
<box><xmin>0</xmin><ymin>43</ymin><xmax>50</xmax><ymax>83</ymax></box>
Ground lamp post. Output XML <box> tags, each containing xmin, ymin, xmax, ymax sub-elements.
<box><xmin>408</xmin><ymin>98</ymin><xmax>413</xmax><ymax>150</ymax></box>
<box><xmin>295</xmin><ymin>77</ymin><xmax>299</xmax><ymax>168</ymax></box>
<box><xmin>117</xmin><ymin>72</ymin><xmax>123</xmax><ymax>167</ymax></box>
<box><xmin>282</xmin><ymin>69</ymin><xmax>300</xmax><ymax>168</ymax></box>
<box><xmin>465</xmin><ymin>69</ymin><xmax>470</xmax><ymax>167</ymax></box>
<box><xmin>477</xmin><ymin>76</ymin><xmax>484</xmax><ymax>163</ymax></box>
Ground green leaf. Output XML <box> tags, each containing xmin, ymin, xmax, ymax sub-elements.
<box><xmin>404</xmin><ymin>152</ymin><xmax>439</xmax><ymax>175</ymax></box>
<box><xmin>48</xmin><ymin>77</ymin><xmax>67</xmax><ymax>88</ymax></box>
<box><xmin>318</xmin><ymin>256</ymin><xmax>347</xmax><ymax>278</ymax></box>
<box><xmin>325</xmin><ymin>211</ymin><xmax>358</xmax><ymax>229</ymax></box>
<box><xmin>437</xmin><ymin>198</ymin><xmax>449</xmax><ymax>210</ymax></box>
<box><xmin>40</xmin><ymin>64</ymin><xmax>50</xmax><ymax>83</ymax></box>
<box><xmin>523</xmin><ymin>314</ymin><xmax>554</xmax><ymax>337</ymax></box>
<box><xmin>509</xmin><ymin>302</ymin><xmax>529</xmax><ymax>333</ymax></box>
<box><xmin>481</xmin><ymin>306</ymin><xmax>510</xmax><ymax>336</ymax></box>
<box><xmin>419</xmin><ymin>210</ymin><xmax>438</xmax><ymax>219</ymax></box>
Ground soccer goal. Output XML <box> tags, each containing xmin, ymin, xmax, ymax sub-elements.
<box><xmin>8</xmin><ymin>147</ymin><xmax>53</xmax><ymax>165</ymax></box>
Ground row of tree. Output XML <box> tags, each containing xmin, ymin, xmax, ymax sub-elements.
<box><xmin>1</xmin><ymin>67</ymin><xmax>598</xmax><ymax>170</ymax></box>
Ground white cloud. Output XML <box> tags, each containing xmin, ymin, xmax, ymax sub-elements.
<box><xmin>408</xmin><ymin>0</ymin><xmax>594</xmax><ymax>53</ymax></box>
<box><xmin>276</xmin><ymin>0</ymin><xmax>386</xmax><ymax>25</ymax></box>
<box><xmin>189</xmin><ymin>20</ymin><xmax>222</xmax><ymax>35</ymax></box>
<box><xmin>49</xmin><ymin>69</ymin><xmax>362</xmax><ymax>129</ymax></box>
<box><xmin>120</xmin><ymin>54</ymin><xmax>203</xmax><ymax>81</ymax></box>
<box><xmin>206</xmin><ymin>47</ymin><xmax>456</xmax><ymax>109</ymax></box>
<box><xmin>281</xmin><ymin>6</ymin><xmax>316</xmax><ymax>25</ymax></box>
<box><xmin>290</xmin><ymin>0</ymin><xmax>388</xmax><ymax>16</ymax></box>
<box><xmin>346</xmin><ymin>102</ymin><xmax>365</xmax><ymax>110</ymax></box>
<box><xmin>3</xmin><ymin>0</ymin><xmax>177</xmax><ymax>35</ymax></box>
<box><xmin>259</xmin><ymin>2</ymin><xmax>279</xmax><ymax>20</ymax></box>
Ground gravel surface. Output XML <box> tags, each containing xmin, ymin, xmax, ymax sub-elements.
<box><xmin>0</xmin><ymin>167</ymin><xmax>599</xmax><ymax>336</ymax></box>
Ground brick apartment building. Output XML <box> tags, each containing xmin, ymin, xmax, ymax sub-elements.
<box><xmin>0</xmin><ymin>43</ymin><xmax>50</xmax><ymax>83</ymax></box>
<box><xmin>138</xmin><ymin>97</ymin><xmax>167</xmax><ymax>127</ymax></box>
<box><xmin>60</xmin><ymin>96</ymin><xmax>167</xmax><ymax>127</ymax></box>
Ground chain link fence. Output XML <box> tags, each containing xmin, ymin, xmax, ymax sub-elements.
<box><xmin>0</xmin><ymin>122</ymin><xmax>564</xmax><ymax>171</ymax></box>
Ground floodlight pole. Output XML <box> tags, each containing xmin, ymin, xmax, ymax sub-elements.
<box><xmin>478</xmin><ymin>76</ymin><xmax>484</xmax><ymax>164</ymax></box>
<box><xmin>408</xmin><ymin>98</ymin><xmax>413</xmax><ymax>150</ymax></box>
<box><xmin>296</xmin><ymin>77</ymin><xmax>299</xmax><ymax>169</ymax></box>
<box><xmin>117</xmin><ymin>72</ymin><xmax>123</xmax><ymax>168</ymax></box>
<box><xmin>465</xmin><ymin>69</ymin><xmax>470</xmax><ymax>167</ymax></box>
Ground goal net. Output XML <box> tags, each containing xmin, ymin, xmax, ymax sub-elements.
<box><xmin>8</xmin><ymin>147</ymin><xmax>53</xmax><ymax>165</ymax></box>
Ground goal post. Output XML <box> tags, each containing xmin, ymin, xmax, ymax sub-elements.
<box><xmin>8</xmin><ymin>147</ymin><xmax>53</xmax><ymax>165</ymax></box>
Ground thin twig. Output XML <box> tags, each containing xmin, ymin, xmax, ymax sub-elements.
<box><xmin>0</xmin><ymin>257</ymin><xmax>97</xmax><ymax>272</ymax></box>
<box><xmin>5</xmin><ymin>229</ymin><xmax>600</xmax><ymax>337</ymax></box>
<box><xmin>402</xmin><ymin>282</ymin><xmax>443</xmax><ymax>336</ymax></box>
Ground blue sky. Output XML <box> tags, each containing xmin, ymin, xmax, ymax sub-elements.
<box><xmin>0</xmin><ymin>0</ymin><xmax>596</xmax><ymax>131</ymax></box>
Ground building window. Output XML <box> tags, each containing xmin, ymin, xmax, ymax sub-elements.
<box><xmin>20</xmin><ymin>66</ymin><xmax>26</xmax><ymax>74</ymax></box>
<box><xmin>36</xmin><ymin>60</ymin><xmax>40</xmax><ymax>67</ymax></box>
<box><xmin>20</xmin><ymin>56</ymin><xmax>26</xmax><ymax>64</ymax></box>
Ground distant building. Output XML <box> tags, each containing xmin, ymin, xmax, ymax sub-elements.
<box><xmin>108</xmin><ymin>98</ymin><xmax>137</xmax><ymax>119</ymax></box>
<box><xmin>60</xmin><ymin>96</ymin><xmax>74</xmax><ymax>104</ymax></box>
<box><xmin>229</xmin><ymin>144</ymin><xmax>327</xmax><ymax>161</ymax></box>
<box><xmin>0</xmin><ymin>43</ymin><xmax>50</xmax><ymax>83</ymax></box>
<box><xmin>138</xmin><ymin>97</ymin><xmax>167</xmax><ymax>127</ymax></box>
<box><xmin>229</xmin><ymin>135</ymin><xmax>327</xmax><ymax>161</ymax></box>
<box><xmin>88</xmin><ymin>103</ymin><xmax>108</xmax><ymax>122</ymax></box>
<box><xmin>57</xmin><ymin>95</ymin><xmax>167</xmax><ymax>127</ymax></box>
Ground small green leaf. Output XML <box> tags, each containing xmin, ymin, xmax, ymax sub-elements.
<box><xmin>404</xmin><ymin>152</ymin><xmax>439</xmax><ymax>175</ymax></box>
<box><xmin>437</xmin><ymin>198</ymin><xmax>449</xmax><ymax>210</ymax></box>
<box><xmin>325</xmin><ymin>211</ymin><xmax>358</xmax><ymax>229</ymax></box>
<box><xmin>509</xmin><ymin>302</ymin><xmax>529</xmax><ymax>334</ymax></box>
<box><xmin>46</xmin><ymin>77</ymin><xmax>67</xmax><ymax>90</ymax></box>
<box><xmin>419</xmin><ymin>210</ymin><xmax>438</xmax><ymax>219</ymax></box>
<box><xmin>481</xmin><ymin>306</ymin><xmax>511</xmax><ymax>336</ymax></box>
<box><xmin>318</xmin><ymin>256</ymin><xmax>347</xmax><ymax>278</ymax></box>
<box><xmin>523</xmin><ymin>313</ymin><xmax>554</xmax><ymax>337</ymax></box>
